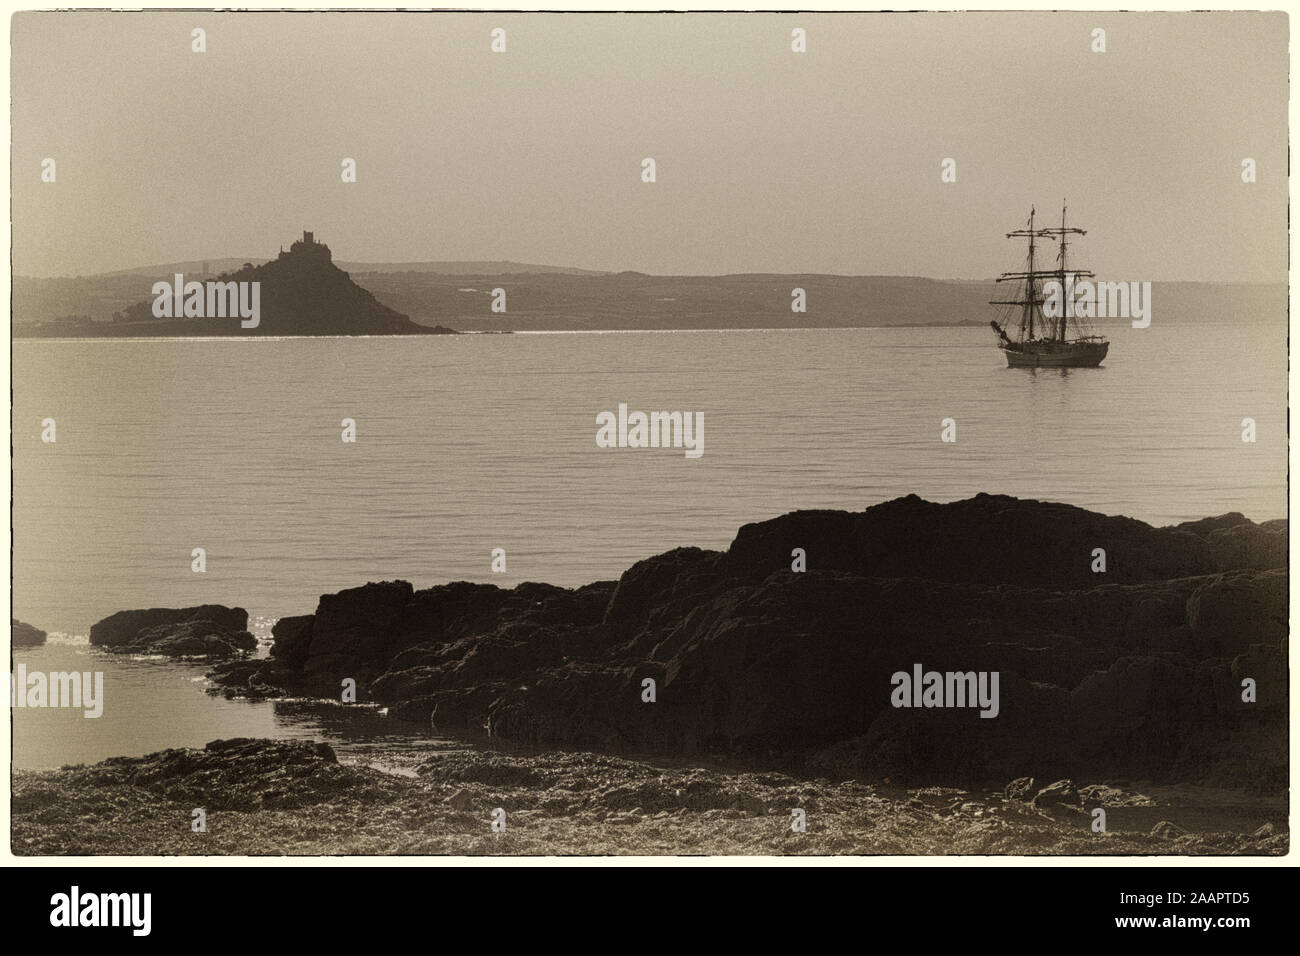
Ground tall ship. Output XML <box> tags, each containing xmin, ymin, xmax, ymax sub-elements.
<box><xmin>989</xmin><ymin>204</ymin><xmax>1109</xmax><ymax>368</ymax></box>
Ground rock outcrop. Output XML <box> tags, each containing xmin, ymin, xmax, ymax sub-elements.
<box><xmin>47</xmin><ymin>232</ymin><xmax>459</xmax><ymax>337</ymax></box>
<box><xmin>91</xmin><ymin>604</ymin><xmax>254</xmax><ymax>658</ymax></box>
<box><xmin>206</xmin><ymin>494</ymin><xmax>1288</xmax><ymax>790</ymax></box>
<box><xmin>12</xmin><ymin>619</ymin><xmax>47</xmax><ymax>647</ymax></box>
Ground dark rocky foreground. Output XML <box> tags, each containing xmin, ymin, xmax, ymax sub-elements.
<box><xmin>11</xmin><ymin>738</ymin><xmax>1285</xmax><ymax>855</ymax></box>
<box><xmin>204</xmin><ymin>494</ymin><xmax>1287</xmax><ymax>792</ymax></box>
<box><xmin>20</xmin><ymin>494</ymin><xmax>1289</xmax><ymax>855</ymax></box>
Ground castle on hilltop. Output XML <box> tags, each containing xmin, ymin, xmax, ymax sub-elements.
<box><xmin>279</xmin><ymin>230</ymin><xmax>332</xmax><ymax>262</ymax></box>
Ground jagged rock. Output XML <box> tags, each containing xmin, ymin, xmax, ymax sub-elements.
<box><xmin>391</xmin><ymin>581</ymin><xmax>511</xmax><ymax>652</ymax></box>
<box><xmin>207</xmin><ymin>658</ymin><xmax>301</xmax><ymax>699</ymax></box>
<box><xmin>430</xmin><ymin>684</ymin><xmax>509</xmax><ymax>729</ymax></box>
<box><xmin>1203</xmin><ymin>523</ymin><xmax>1286</xmax><ymax>570</ymax></box>
<box><xmin>12</xmin><ymin>619</ymin><xmax>46</xmax><ymax>647</ymax></box>
<box><xmin>722</xmin><ymin>494</ymin><xmax>1242</xmax><ymax>589</ymax></box>
<box><xmin>1185</xmin><ymin>569</ymin><xmax>1286</xmax><ymax>657</ymax></box>
<box><xmin>270</xmin><ymin>615</ymin><xmax>314</xmax><ymax>668</ymax></box>
<box><xmin>1171</xmin><ymin>513</ymin><xmax>1252</xmax><ymax>536</ymax></box>
<box><xmin>303</xmin><ymin>580</ymin><xmax>414</xmax><ymax>678</ymax></box>
<box><xmin>372</xmin><ymin>664</ymin><xmax>443</xmax><ymax>705</ymax></box>
<box><xmin>1032</xmin><ymin>780</ymin><xmax>1082</xmax><ymax>810</ymax></box>
<box><xmin>1077</xmin><ymin>784</ymin><xmax>1156</xmax><ymax>807</ymax></box>
<box><xmin>124</xmin><ymin>619</ymin><xmax>256</xmax><ymax>657</ymax></box>
<box><xmin>196</xmin><ymin>494</ymin><xmax>1286</xmax><ymax>791</ymax></box>
<box><xmin>1070</xmin><ymin>656</ymin><xmax>1221</xmax><ymax>777</ymax></box>
<box><xmin>603</xmin><ymin>547</ymin><xmax>722</xmax><ymax>629</ymax></box>
<box><xmin>1005</xmin><ymin>777</ymin><xmax>1037</xmax><ymax>801</ymax></box>
<box><xmin>1151</xmin><ymin>820</ymin><xmax>1187</xmax><ymax>839</ymax></box>
<box><xmin>90</xmin><ymin>604</ymin><xmax>250</xmax><ymax>656</ymax></box>
<box><xmin>487</xmin><ymin>662</ymin><xmax>648</xmax><ymax>750</ymax></box>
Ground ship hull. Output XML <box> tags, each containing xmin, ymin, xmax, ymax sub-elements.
<box><xmin>1000</xmin><ymin>340</ymin><xmax>1108</xmax><ymax>368</ymax></box>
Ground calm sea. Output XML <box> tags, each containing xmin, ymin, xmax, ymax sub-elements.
<box><xmin>11</xmin><ymin>322</ymin><xmax>1286</xmax><ymax>767</ymax></box>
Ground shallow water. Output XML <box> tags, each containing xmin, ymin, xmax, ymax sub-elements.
<box><xmin>10</xmin><ymin>639</ymin><xmax>464</xmax><ymax>770</ymax></box>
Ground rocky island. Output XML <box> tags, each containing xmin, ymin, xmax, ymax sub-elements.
<box><xmin>18</xmin><ymin>232</ymin><xmax>459</xmax><ymax>337</ymax></box>
<box><xmin>12</xmin><ymin>494</ymin><xmax>1288</xmax><ymax>855</ymax></box>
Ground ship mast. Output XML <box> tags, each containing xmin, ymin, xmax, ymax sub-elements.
<box><xmin>1025</xmin><ymin>208</ymin><xmax>1035</xmax><ymax>339</ymax></box>
<box><xmin>991</xmin><ymin>206</ymin><xmax>1046</xmax><ymax>341</ymax></box>
<box><xmin>1058</xmin><ymin>205</ymin><xmax>1066</xmax><ymax>340</ymax></box>
<box><xmin>1059</xmin><ymin>204</ymin><xmax>1067</xmax><ymax>340</ymax></box>
<box><xmin>991</xmin><ymin>202</ymin><xmax>1093</xmax><ymax>343</ymax></box>
<box><xmin>1034</xmin><ymin>201</ymin><xmax>1091</xmax><ymax>341</ymax></box>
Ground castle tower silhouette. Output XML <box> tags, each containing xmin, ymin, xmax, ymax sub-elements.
<box><xmin>286</xmin><ymin>230</ymin><xmax>331</xmax><ymax>261</ymax></box>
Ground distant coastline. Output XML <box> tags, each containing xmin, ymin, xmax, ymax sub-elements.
<box><xmin>13</xmin><ymin>246</ymin><xmax>1286</xmax><ymax>338</ymax></box>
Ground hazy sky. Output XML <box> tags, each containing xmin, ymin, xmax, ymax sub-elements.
<box><xmin>12</xmin><ymin>11</ymin><xmax>1288</xmax><ymax>280</ymax></box>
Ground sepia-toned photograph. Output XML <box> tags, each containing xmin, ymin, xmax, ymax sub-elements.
<box><xmin>7</xmin><ymin>8</ymin><xmax>1289</xmax><ymax>871</ymax></box>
